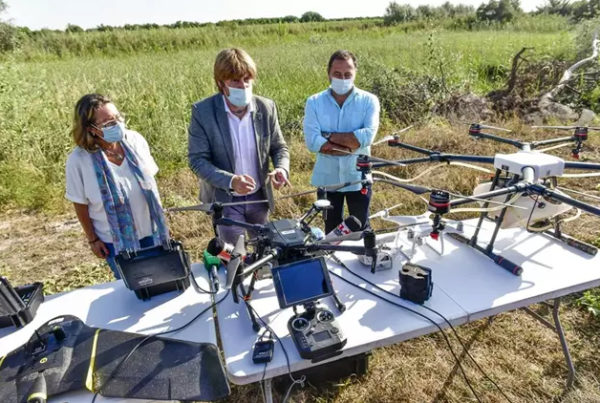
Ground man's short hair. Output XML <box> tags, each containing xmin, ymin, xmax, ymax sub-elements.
<box><xmin>214</xmin><ymin>48</ymin><xmax>257</xmax><ymax>93</ymax></box>
<box><xmin>327</xmin><ymin>50</ymin><xmax>357</xmax><ymax>73</ymax></box>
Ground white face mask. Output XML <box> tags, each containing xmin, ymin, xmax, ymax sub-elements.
<box><xmin>226</xmin><ymin>85</ymin><xmax>252</xmax><ymax>107</ymax></box>
<box><xmin>330</xmin><ymin>77</ymin><xmax>354</xmax><ymax>95</ymax></box>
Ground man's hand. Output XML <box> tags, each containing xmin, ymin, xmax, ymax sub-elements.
<box><xmin>268</xmin><ymin>168</ymin><xmax>291</xmax><ymax>190</ymax></box>
<box><xmin>320</xmin><ymin>141</ymin><xmax>351</xmax><ymax>156</ymax></box>
<box><xmin>330</xmin><ymin>132</ymin><xmax>360</xmax><ymax>151</ymax></box>
<box><xmin>231</xmin><ymin>174</ymin><xmax>256</xmax><ymax>194</ymax></box>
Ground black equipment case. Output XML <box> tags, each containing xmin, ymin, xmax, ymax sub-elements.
<box><xmin>115</xmin><ymin>239</ymin><xmax>191</xmax><ymax>300</ymax></box>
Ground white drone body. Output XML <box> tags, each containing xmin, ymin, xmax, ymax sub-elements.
<box><xmin>493</xmin><ymin>151</ymin><xmax>564</xmax><ymax>181</ymax></box>
<box><xmin>375</xmin><ymin>210</ymin><xmax>465</xmax><ymax>258</ymax></box>
<box><xmin>474</xmin><ymin>151</ymin><xmax>572</xmax><ymax>229</ymax></box>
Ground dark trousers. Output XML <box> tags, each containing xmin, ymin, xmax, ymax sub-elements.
<box><xmin>217</xmin><ymin>191</ymin><xmax>269</xmax><ymax>245</ymax></box>
<box><xmin>324</xmin><ymin>188</ymin><xmax>372</xmax><ymax>234</ymax></box>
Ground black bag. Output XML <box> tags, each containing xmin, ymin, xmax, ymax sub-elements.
<box><xmin>115</xmin><ymin>239</ymin><xmax>191</xmax><ymax>300</ymax></box>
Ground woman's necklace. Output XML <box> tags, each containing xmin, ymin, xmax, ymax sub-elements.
<box><xmin>102</xmin><ymin>146</ymin><xmax>124</xmax><ymax>161</ymax></box>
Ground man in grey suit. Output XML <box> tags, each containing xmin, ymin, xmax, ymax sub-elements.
<box><xmin>188</xmin><ymin>48</ymin><xmax>290</xmax><ymax>244</ymax></box>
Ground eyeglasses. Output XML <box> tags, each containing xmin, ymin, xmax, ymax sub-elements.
<box><xmin>92</xmin><ymin>114</ymin><xmax>123</xmax><ymax>129</ymax></box>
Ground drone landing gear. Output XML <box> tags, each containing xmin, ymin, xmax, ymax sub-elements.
<box><xmin>465</xmin><ymin>169</ymin><xmax>524</xmax><ymax>276</ymax></box>
<box><xmin>544</xmin><ymin>217</ymin><xmax>598</xmax><ymax>256</ymax></box>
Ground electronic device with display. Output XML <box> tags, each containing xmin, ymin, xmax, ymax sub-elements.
<box><xmin>272</xmin><ymin>257</ymin><xmax>347</xmax><ymax>362</ymax></box>
<box><xmin>168</xmin><ymin>195</ymin><xmax>379</xmax><ymax>332</ymax></box>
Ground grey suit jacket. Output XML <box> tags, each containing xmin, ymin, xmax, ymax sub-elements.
<box><xmin>188</xmin><ymin>93</ymin><xmax>290</xmax><ymax>210</ymax></box>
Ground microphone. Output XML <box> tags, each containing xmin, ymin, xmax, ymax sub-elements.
<box><xmin>207</xmin><ymin>237</ymin><xmax>235</xmax><ymax>262</ymax></box>
<box><xmin>323</xmin><ymin>216</ymin><xmax>362</xmax><ymax>244</ymax></box>
<box><xmin>363</xmin><ymin>230</ymin><xmax>378</xmax><ymax>273</ymax></box>
<box><xmin>202</xmin><ymin>250</ymin><xmax>221</xmax><ymax>291</ymax></box>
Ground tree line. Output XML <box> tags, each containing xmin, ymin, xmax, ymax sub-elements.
<box><xmin>384</xmin><ymin>0</ymin><xmax>600</xmax><ymax>25</ymax></box>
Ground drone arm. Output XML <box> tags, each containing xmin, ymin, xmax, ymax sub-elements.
<box><xmin>564</xmin><ymin>161</ymin><xmax>600</xmax><ymax>171</ymax></box>
<box><xmin>470</xmin><ymin>131</ymin><xmax>524</xmax><ymax>148</ymax></box>
<box><xmin>529</xmin><ymin>184</ymin><xmax>600</xmax><ymax>216</ymax></box>
<box><xmin>373</xmin><ymin>154</ymin><xmax>494</xmax><ymax>168</ymax></box>
<box><xmin>531</xmin><ymin>135</ymin><xmax>575</xmax><ymax>148</ymax></box>
<box><xmin>450</xmin><ymin>183</ymin><xmax>528</xmax><ymax>208</ymax></box>
<box><xmin>387</xmin><ymin>140</ymin><xmax>434</xmax><ymax>155</ymax></box>
<box><xmin>308</xmin><ymin>244</ymin><xmax>367</xmax><ymax>254</ymax></box>
<box><xmin>238</xmin><ymin>248</ymin><xmax>280</xmax><ymax>278</ymax></box>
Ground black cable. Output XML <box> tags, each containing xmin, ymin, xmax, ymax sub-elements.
<box><xmin>327</xmin><ymin>271</ymin><xmax>483</xmax><ymax>403</ymax></box>
<box><xmin>245</xmin><ymin>302</ymin><xmax>306</xmax><ymax>403</ymax></box>
<box><xmin>190</xmin><ymin>270</ymin><xmax>217</xmax><ymax>294</ymax></box>
<box><xmin>91</xmin><ymin>289</ymin><xmax>230</xmax><ymax>403</ymax></box>
<box><xmin>330</xmin><ymin>257</ymin><xmax>513</xmax><ymax>403</ymax></box>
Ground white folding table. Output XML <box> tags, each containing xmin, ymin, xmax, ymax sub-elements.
<box><xmin>0</xmin><ymin>264</ymin><xmax>217</xmax><ymax>403</ymax></box>
<box><xmin>214</xmin><ymin>219</ymin><xmax>600</xmax><ymax>400</ymax></box>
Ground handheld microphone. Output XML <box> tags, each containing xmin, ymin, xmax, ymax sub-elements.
<box><xmin>207</xmin><ymin>238</ymin><xmax>235</xmax><ymax>262</ymax></box>
<box><xmin>323</xmin><ymin>216</ymin><xmax>362</xmax><ymax>244</ymax></box>
<box><xmin>363</xmin><ymin>230</ymin><xmax>378</xmax><ymax>273</ymax></box>
<box><xmin>202</xmin><ymin>250</ymin><xmax>221</xmax><ymax>291</ymax></box>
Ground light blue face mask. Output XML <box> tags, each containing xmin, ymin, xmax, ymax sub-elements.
<box><xmin>101</xmin><ymin>122</ymin><xmax>125</xmax><ymax>143</ymax></box>
<box><xmin>227</xmin><ymin>85</ymin><xmax>252</xmax><ymax>107</ymax></box>
<box><xmin>330</xmin><ymin>78</ymin><xmax>354</xmax><ymax>95</ymax></box>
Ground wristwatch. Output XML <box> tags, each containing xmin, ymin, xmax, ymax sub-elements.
<box><xmin>321</xmin><ymin>131</ymin><xmax>332</xmax><ymax>140</ymax></box>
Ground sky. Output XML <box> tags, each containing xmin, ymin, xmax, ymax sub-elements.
<box><xmin>3</xmin><ymin>0</ymin><xmax>548</xmax><ymax>30</ymax></box>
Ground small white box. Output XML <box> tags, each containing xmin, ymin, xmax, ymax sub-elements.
<box><xmin>493</xmin><ymin>151</ymin><xmax>564</xmax><ymax>181</ymax></box>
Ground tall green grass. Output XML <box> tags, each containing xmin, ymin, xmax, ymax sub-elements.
<box><xmin>0</xmin><ymin>25</ymin><xmax>574</xmax><ymax>211</ymax></box>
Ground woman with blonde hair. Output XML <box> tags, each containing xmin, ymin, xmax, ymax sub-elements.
<box><xmin>66</xmin><ymin>93</ymin><xmax>169</xmax><ymax>279</ymax></box>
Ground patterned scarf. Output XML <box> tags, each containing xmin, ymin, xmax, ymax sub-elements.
<box><xmin>91</xmin><ymin>139</ymin><xmax>169</xmax><ymax>253</ymax></box>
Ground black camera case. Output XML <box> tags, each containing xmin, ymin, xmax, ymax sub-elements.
<box><xmin>115</xmin><ymin>239</ymin><xmax>191</xmax><ymax>300</ymax></box>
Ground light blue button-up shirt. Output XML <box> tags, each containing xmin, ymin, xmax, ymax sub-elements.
<box><xmin>303</xmin><ymin>87</ymin><xmax>380</xmax><ymax>191</ymax></box>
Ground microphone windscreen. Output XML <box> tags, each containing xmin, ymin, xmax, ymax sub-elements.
<box><xmin>344</xmin><ymin>216</ymin><xmax>362</xmax><ymax>232</ymax></box>
<box><xmin>207</xmin><ymin>238</ymin><xmax>225</xmax><ymax>256</ymax></box>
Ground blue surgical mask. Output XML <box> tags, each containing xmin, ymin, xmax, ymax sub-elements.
<box><xmin>330</xmin><ymin>78</ymin><xmax>354</xmax><ymax>95</ymax></box>
<box><xmin>101</xmin><ymin>122</ymin><xmax>125</xmax><ymax>143</ymax></box>
<box><xmin>227</xmin><ymin>85</ymin><xmax>252</xmax><ymax>107</ymax></box>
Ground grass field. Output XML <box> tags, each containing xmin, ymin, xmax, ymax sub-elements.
<box><xmin>1</xmin><ymin>19</ymin><xmax>600</xmax><ymax>402</ymax></box>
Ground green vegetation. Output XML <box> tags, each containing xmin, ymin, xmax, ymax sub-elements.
<box><xmin>0</xmin><ymin>24</ymin><xmax>575</xmax><ymax>211</ymax></box>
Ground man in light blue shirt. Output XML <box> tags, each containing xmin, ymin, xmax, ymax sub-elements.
<box><xmin>303</xmin><ymin>50</ymin><xmax>380</xmax><ymax>233</ymax></box>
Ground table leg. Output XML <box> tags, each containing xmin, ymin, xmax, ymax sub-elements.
<box><xmin>522</xmin><ymin>298</ymin><xmax>575</xmax><ymax>389</ymax></box>
<box><xmin>264</xmin><ymin>379</ymin><xmax>274</xmax><ymax>403</ymax></box>
<box><xmin>552</xmin><ymin>298</ymin><xmax>576</xmax><ymax>390</ymax></box>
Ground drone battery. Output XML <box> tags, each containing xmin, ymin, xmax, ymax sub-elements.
<box><xmin>115</xmin><ymin>239</ymin><xmax>191</xmax><ymax>301</ymax></box>
<box><xmin>399</xmin><ymin>263</ymin><xmax>433</xmax><ymax>304</ymax></box>
<box><xmin>252</xmin><ymin>339</ymin><xmax>274</xmax><ymax>364</ymax></box>
<box><xmin>0</xmin><ymin>278</ymin><xmax>44</xmax><ymax>329</ymax></box>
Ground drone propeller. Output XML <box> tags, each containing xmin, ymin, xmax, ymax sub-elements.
<box><xmin>166</xmin><ymin>199</ymin><xmax>269</xmax><ymax>213</ymax></box>
<box><xmin>225</xmin><ymin>235</ymin><xmax>246</xmax><ymax>289</ymax></box>
<box><xmin>532</xmin><ymin>125</ymin><xmax>600</xmax><ymax>131</ymax></box>
<box><xmin>464</xmin><ymin>122</ymin><xmax>512</xmax><ymax>132</ymax></box>
<box><xmin>372</xmin><ymin>125</ymin><xmax>414</xmax><ymax>146</ymax></box>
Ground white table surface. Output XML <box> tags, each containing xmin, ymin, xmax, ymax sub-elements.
<box><xmin>215</xmin><ymin>219</ymin><xmax>600</xmax><ymax>385</ymax></box>
<box><xmin>0</xmin><ymin>263</ymin><xmax>217</xmax><ymax>403</ymax></box>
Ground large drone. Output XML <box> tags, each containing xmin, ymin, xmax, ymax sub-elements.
<box><xmin>353</xmin><ymin>123</ymin><xmax>600</xmax><ymax>275</ymax></box>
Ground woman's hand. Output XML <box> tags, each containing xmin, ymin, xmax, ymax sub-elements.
<box><xmin>89</xmin><ymin>239</ymin><xmax>109</xmax><ymax>258</ymax></box>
